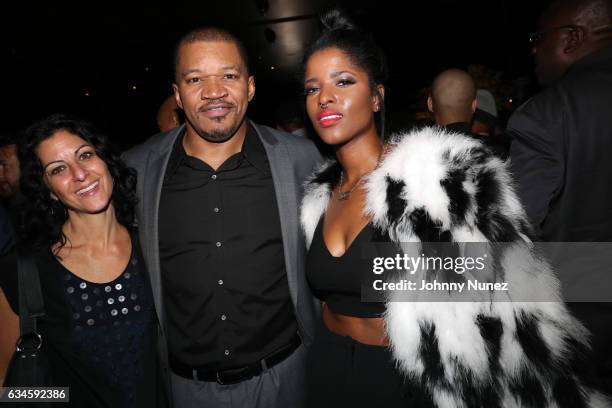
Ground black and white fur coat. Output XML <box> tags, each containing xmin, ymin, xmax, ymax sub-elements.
<box><xmin>300</xmin><ymin>127</ymin><xmax>609</xmax><ymax>408</ymax></box>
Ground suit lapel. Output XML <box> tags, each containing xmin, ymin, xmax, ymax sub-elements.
<box><xmin>140</xmin><ymin>128</ymin><xmax>182</xmax><ymax>330</ymax></box>
<box><xmin>253</xmin><ymin>123</ymin><xmax>301</xmax><ymax>308</ymax></box>
<box><xmin>140</xmin><ymin>124</ymin><xmax>302</xmax><ymax>328</ymax></box>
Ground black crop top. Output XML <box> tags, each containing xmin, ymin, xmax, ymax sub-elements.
<box><xmin>306</xmin><ymin>216</ymin><xmax>392</xmax><ymax>318</ymax></box>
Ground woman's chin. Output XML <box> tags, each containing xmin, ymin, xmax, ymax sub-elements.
<box><xmin>66</xmin><ymin>199</ymin><xmax>113</xmax><ymax>216</ymax></box>
<box><xmin>317</xmin><ymin>132</ymin><xmax>349</xmax><ymax>147</ymax></box>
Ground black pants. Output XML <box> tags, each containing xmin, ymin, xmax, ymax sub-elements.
<box><xmin>305</xmin><ymin>321</ymin><xmax>410</xmax><ymax>408</ymax></box>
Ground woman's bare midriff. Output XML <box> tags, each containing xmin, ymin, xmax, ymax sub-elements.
<box><xmin>322</xmin><ymin>303</ymin><xmax>389</xmax><ymax>346</ymax></box>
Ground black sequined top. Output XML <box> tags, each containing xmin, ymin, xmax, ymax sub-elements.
<box><xmin>0</xmin><ymin>233</ymin><xmax>166</xmax><ymax>408</ymax></box>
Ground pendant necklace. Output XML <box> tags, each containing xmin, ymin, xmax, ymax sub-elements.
<box><xmin>337</xmin><ymin>172</ymin><xmax>366</xmax><ymax>201</ymax></box>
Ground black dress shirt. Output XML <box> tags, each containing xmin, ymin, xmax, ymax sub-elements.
<box><xmin>159</xmin><ymin>124</ymin><xmax>297</xmax><ymax>370</ymax></box>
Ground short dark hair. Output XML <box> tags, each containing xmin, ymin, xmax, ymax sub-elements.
<box><xmin>173</xmin><ymin>27</ymin><xmax>250</xmax><ymax>81</ymax></box>
<box><xmin>303</xmin><ymin>8</ymin><xmax>388</xmax><ymax>138</ymax></box>
<box><xmin>18</xmin><ymin>114</ymin><xmax>138</xmax><ymax>252</ymax></box>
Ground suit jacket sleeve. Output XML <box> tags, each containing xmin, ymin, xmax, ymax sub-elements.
<box><xmin>284</xmin><ymin>134</ymin><xmax>324</xmax><ymax>188</ymax></box>
<box><xmin>507</xmin><ymin>93</ymin><xmax>565</xmax><ymax>237</ymax></box>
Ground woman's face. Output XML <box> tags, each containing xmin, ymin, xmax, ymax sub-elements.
<box><xmin>304</xmin><ymin>47</ymin><xmax>382</xmax><ymax>146</ymax></box>
<box><xmin>37</xmin><ymin>130</ymin><xmax>114</xmax><ymax>215</ymax></box>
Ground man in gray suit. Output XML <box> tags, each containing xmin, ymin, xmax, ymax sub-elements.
<box><xmin>123</xmin><ymin>27</ymin><xmax>321</xmax><ymax>408</ymax></box>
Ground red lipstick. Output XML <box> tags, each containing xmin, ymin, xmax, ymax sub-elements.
<box><xmin>317</xmin><ymin>109</ymin><xmax>343</xmax><ymax>127</ymax></box>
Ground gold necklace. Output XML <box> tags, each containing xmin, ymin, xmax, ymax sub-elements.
<box><xmin>337</xmin><ymin>172</ymin><xmax>366</xmax><ymax>201</ymax></box>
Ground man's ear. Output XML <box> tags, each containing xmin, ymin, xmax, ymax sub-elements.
<box><xmin>564</xmin><ymin>26</ymin><xmax>586</xmax><ymax>54</ymax></box>
<box><xmin>470</xmin><ymin>97</ymin><xmax>478</xmax><ymax>114</ymax></box>
<box><xmin>427</xmin><ymin>95</ymin><xmax>434</xmax><ymax>113</ymax></box>
<box><xmin>248</xmin><ymin>76</ymin><xmax>256</xmax><ymax>102</ymax></box>
<box><xmin>172</xmin><ymin>84</ymin><xmax>184</xmax><ymax>110</ymax></box>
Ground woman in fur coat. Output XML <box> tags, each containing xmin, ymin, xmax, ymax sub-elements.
<box><xmin>300</xmin><ymin>9</ymin><xmax>609</xmax><ymax>408</ymax></box>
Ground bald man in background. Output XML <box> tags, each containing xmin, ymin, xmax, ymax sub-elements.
<box><xmin>428</xmin><ymin>69</ymin><xmax>508</xmax><ymax>158</ymax></box>
<box><xmin>507</xmin><ymin>0</ymin><xmax>612</xmax><ymax>391</ymax></box>
<box><xmin>427</xmin><ymin>68</ymin><xmax>477</xmax><ymax>128</ymax></box>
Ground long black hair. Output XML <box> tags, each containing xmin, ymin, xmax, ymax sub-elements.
<box><xmin>303</xmin><ymin>8</ymin><xmax>389</xmax><ymax>139</ymax></box>
<box><xmin>18</xmin><ymin>114</ymin><xmax>137</xmax><ymax>252</ymax></box>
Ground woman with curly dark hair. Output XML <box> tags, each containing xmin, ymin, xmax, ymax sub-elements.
<box><xmin>0</xmin><ymin>114</ymin><xmax>167</xmax><ymax>407</ymax></box>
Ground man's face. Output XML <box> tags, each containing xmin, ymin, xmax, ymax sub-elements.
<box><xmin>531</xmin><ymin>10</ymin><xmax>575</xmax><ymax>85</ymax></box>
<box><xmin>173</xmin><ymin>40</ymin><xmax>255</xmax><ymax>143</ymax></box>
<box><xmin>0</xmin><ymin>144</ymin><xmax>20</xmax><ymax>200</ymax></box>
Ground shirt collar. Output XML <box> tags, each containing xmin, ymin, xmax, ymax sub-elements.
<box><xmin>566</xmin><ymin>45</ymin><xmax>612</xmax><ymax>76</ymax></box>
<box><xmin>165</xmin><ymin>127</ymin><xmax>187</xmax><ymax>179</ymax></box>
<box><xmin>165</xmin><ymin>121</ymin><xmax>267</xmax><ymax>178</ymax></box>
<box><xmin>241</xmin><ymin>122</ymin><xmax>268</xmax><ymax>172</ymax></box>
<box><xmin>444</xmin><ymin>122</ymin><xmax>472</xmax><ymax>135</ymax></box>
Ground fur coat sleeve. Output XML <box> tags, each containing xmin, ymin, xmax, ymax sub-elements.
<box><xmin>300</xmin><ymin>127</ymin><xmax>609</xmax><ymax>408</ymax></box>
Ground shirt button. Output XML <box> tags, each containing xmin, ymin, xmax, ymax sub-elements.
<box><xmin>218</xmin><ymin>280</ymin><xmax>224</xmax><ymax>286</ymax></box>
<box><xmin>224</xmin><ymin>349</ymin><xmax>230</xmax><ymax>356</ymax></box>
<box><xmin>216</xmin><ymin>241</ymin><xmax>222</xmax><ymax>247</ymax></box>
<box><xmin>213</xmin><ymin>207</ymin><xmax>220</xmax><ymax>213</ymax></box>
<box><xmin>221</xmin><ymin>314</ymin><xmax>227</xmax><ymax>321</ymax></box>
<box><xmin>211</xmin><ymin>174</ymin><xmax>217</xmax><ymax>180</ymax></box>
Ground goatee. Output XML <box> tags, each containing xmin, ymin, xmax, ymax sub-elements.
<box><xmin>199</xmin><ymin>127</ymin><xmax>236</xmax><ymax>143</ymax></box>
<box><xmin>195</xmin><ymin>116</ymin><xmax>246</xmax><ymax>143</ymax></box>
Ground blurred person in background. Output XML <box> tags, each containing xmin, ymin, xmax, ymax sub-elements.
<box><xmin>507</xmin><ymin>0</ymin><xmax>612</xmax><ymax>391</ymax></box>
<box><xmin>156</xmin><ymin>95</ymin><xmax>183</xmax><ymax>133</ymax></box>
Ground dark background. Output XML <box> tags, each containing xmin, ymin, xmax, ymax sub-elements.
<box><xmin>3</xmin><ymin>0</ymin><xmax>549</xmax><ymax>150</ymax></box>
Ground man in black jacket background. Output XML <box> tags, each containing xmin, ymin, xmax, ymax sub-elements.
<box><xmin>507</xmin><ymin>0</ymin><xmax>612</xmax><ymax>391</ymax></box>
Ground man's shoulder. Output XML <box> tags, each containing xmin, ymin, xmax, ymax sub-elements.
<box><xmin>558</xmin><ymin>51</ymin><xmax>612</xmax><ymax>100</ymax></box>
<box><xmin>252</xmin><ymin>122</ymin><xmax>319</xmax><ymax>152</ymax></box>
<box><xmin>253</xmin><ymin>122</ymin><xmax>304</xmax><ymax>143</ymax></box>
<box><xmin>123</xmin><ymin>127</ymin><xmax>182</xmax><ymax>165</ymax></box>
<box><xmin>527</xmin><ymin>49</ymin><xmax>612</xmax><ymax>110</ymax></box>
<box><xmin>251</xmin><ymin>122</ymin><xmax>323</xmax><ymax>176</ymax></box>
<box><xmin>517</xmin><ymin>85</ymin><xmax>563</xmax><ymax>116</ymax></box>
<box><xmin>507</xmin><ymin>83</ymin><xmax>567</xmax><ymax>136</ymax></box>
<box><xmin>511</xmin><ymin>54</ymin><xmax>611</xmax><ymax>130</ymax></box>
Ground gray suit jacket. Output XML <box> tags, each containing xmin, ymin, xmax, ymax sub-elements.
<box><xmin>122</xmin><ymin>121</ymin><xmax>322</xmax><ymax>387</ymax></box>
